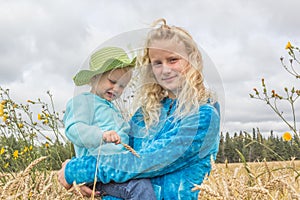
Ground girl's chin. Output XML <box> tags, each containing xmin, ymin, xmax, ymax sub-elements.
<box><xmin>164</xmin><ymin>85</ymin><xmax>179</xmax><ymax>92</ymax></box>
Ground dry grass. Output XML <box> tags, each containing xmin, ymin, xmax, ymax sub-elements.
<box><xmin>0</xmin><ymin>171</ymin><xmax>96</xmax><ymax>200</ymax></box>
<box><xmin>194</xmin><ymin>159</ymin><xmax>300</xmax><ymax>200</ymax></box>
<box><xmin>1</xmin><ymin>157</ymin><xmax>299</xmax><ymax>199</ymax></box>
<box><xmin>0</xmin><ymin>156</ymin><xmax>99</xmax><ymax>200</ymax></box>
<box><xmin>121</xmin><ymin>143</ymin><xmax>140</xmax><ymax>158</ymax></box>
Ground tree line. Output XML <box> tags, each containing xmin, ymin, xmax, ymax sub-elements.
<box><xmin>216</xmin><ymin>128</ymin><xmax>300</xmax><ymax>163</ymax></box>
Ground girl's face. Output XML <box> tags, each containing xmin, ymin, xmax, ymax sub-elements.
<box><xmin>91</xmin><ymin>68</ymin><xmax>131</xmax><ymax>101</ymax></box>
<box><xmin>148</xmin><ymin>40</ymin><xmax>189</xmax><ymax>97</ymax></box>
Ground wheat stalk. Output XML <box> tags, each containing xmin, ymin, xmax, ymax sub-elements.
<box><xmin>2</xmin><ymin>158</ymin><xmax>300</xmax><ymax>199</ymax></box>
<box><xmin>72</xmin><ymin>182</ymin><xmax>86</xmax><ymax>199</ymax></box>
<box><xmin>263</xmin><ymin>159</ymin><xmax>272</xmax><ymax>181</ymax></box>
<box><xmin>193</xmin><ymin>184</ymin><xmax>223</xmax><ymax>199</ymax></box>
<box><xmin>22</xmin><ymin>156</ymin><xmax>48</xmax><ymax>177</ymax></box>
<box><xmin>121</xmin><ymin>143</ymin><xmax>140</xmax><ymax>158</ymax></box>
<box><xmin>22</xmin><ymin>175</ymin><xmax>31</xmax><ymax>199</ymax></box>
<box><xmin>1</xmin><ymin>177</ymin><xmax>19</xmax><ymax>198</ymax></box>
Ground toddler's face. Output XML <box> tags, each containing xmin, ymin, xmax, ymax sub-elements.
<box><xmin>92</xmin><ymin>68</ymin><xmax>131</xmax><ymax>101</ymax></box>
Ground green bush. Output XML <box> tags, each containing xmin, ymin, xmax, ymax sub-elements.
<box><xmin>0</xmin><ymin>87</ymin><xmax>74</xmax><ymax>183</ymax></box>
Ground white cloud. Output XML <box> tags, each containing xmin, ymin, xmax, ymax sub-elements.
<box><xmin>0</xmin><ymin>0</ymin><xmax>299</xmax><ymax>135</ymax></box>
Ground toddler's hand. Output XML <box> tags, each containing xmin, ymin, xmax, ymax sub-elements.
<box><xmin>103</xmin><ymin>130</ymin><xmax>121</xmax><ymax>144</ymax></box>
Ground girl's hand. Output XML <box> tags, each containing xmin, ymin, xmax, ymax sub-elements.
<box><xmin>102</xmin><ymin>130</ymin><xmax>121</xmax><ymax>144</ymax></box>
<box><xmin>57</xmin><ymin>159</ymin><xmax>72</xmax><ymax>190</ymax></box>
<box><xmin>57</xmin><ymin>159</ymin><xmax>101</xmax><ymax>197</ymax></box>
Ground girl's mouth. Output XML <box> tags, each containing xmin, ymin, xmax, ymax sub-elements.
<box><xmin>162</xmin><ymin>75</ymin><xmax>177</xmax><ymax>82</ymax></box>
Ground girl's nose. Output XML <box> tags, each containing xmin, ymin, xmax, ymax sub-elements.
<box><xmin>162</xmin><ymin>64</ymin><xmax>172</xmax><ymax>74</ymax></box>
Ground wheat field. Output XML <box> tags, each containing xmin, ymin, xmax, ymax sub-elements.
<box><xmin>0</xmin><ymin>157</ymin><xmax>299</xmax><ymax>200</ymax></box>
<box><xmin>195</xmin><ymin>159</ymin><xmax>300</xmax><ymax>199</ymax></box>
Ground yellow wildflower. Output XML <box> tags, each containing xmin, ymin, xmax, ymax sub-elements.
<box><xmin>2</xmin><ymin>116</ymin><xmax>7</xmax><ymax>122</ymax></box>
<box><xmin>23</xmin><ymin>146</ymin><xmax>29</xmax><ymax>153</ymax></box>
<box><xmin>18</xmin><ymin>123</ymin><xmax>24</xmax><ymax>128</ymax></box>
<box><xmin>28</xmin><ymin>191</ymin><xmax>33</xmax><ymax>198</ymax></box>
<box><xmin>43</xmin><ymin>119</ymin><xmax>49</xmax><ymax>124</ymax></box>
<box><xmin>29</xmin><ymin>145</ymin><xmax>33</xmax><ymax>150</ymax></box>
<box><xmin>45</xmin><ymin>143</ymin><xmax>49</xmax><ymax>148</ymax></box>
<box><xmin>285</xmin><ymin>41</ymin><xmax>292</xmax><ymax>49</ymax></box>
<box><xmin>1</xmin><ymin>100</ymin><xmax>7</xmax><ymax>105</ymax></box>
<box><xmin>4</xmin><ymin>162</ymin><xmax>9</xmax><ymax>168</ymax></box>
<box><xmin>38</xmin><ymin>113</ymin><xmax>42</xmax><ymax>120</ymax></box>
<box><xmin>13</xmin><ymin>150</ymin><xmax>19</xmax><ymax>159</ymax></box>
<box><xmin>283</xmin><ymin>132</ymin><xmax>292</xmax><ymax>141</ymax></box>
<box><xmin>0</xmin><ymin>104</ymin><xmax>4</xmax><ymax>117</ymax></box>
<box><xmin>0</xmin><ymin>147</ymin><xmax>5</xmax><ymax>155</ymax></box>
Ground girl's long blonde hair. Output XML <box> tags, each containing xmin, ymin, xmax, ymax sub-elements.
<box><xmin>134</xmin><ymin>18</ymin><xmax>213</xmax><ymax>128</ymax></box>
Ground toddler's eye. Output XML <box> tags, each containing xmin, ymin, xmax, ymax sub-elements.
<box><xmin>108</xmin><ymin>79</ymin><xmax>117</xmax><ymax>84</ymax></box>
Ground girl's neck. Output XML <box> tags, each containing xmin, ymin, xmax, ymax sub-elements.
<box><xmin>168</xmin><ymin>92</ymin><xmax>176</xmax><ymax>99</ymax></box>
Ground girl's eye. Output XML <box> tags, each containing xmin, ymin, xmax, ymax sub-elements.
<box><xmin>151</xmin><ymin>61</ymin><xmax>162</xmax><ymax>68</ymax></box>
<box><xmin>169</xmin><ymin>57</ymin><xmax>179</xmax><ymax>64</ymax></box>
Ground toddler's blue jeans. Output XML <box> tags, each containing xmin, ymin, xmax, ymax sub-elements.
<box><xmin>95</xmin><ymin>178</ymin><xmax>156</xmax><ymax>200</ymax></box>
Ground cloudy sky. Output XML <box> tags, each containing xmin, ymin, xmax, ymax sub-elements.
<box><xmin>1</xmin><ymin>0</ymin><xmax>299</xmax><ymax>137</ymax></box>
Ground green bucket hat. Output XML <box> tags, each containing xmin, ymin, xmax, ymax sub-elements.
<box><xmin>73</xmin><ymin>47</ymin><xmax>136</xmax><ymax>86</ymax></box>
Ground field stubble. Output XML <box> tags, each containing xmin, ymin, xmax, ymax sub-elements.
<box><xmin>194</xmin><ymin>159</ymin><xmax>300</xmax><ymax>199</ymax></box>
<box><xmin>0</xmin><ymin>158</ymin><xmax>299</xmax><ymax>199</ymax></box>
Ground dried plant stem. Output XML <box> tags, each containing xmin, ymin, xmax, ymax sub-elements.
<box><xmin>22</xmin><ymin>156</ymin><xmax>48</xmax><ymax>177</ymax></box>
<box><xmin>122</xmin><ymin>143</ymin><xmax>140</xmax><ymax>158</ymax></box>
<box><xmin>70</xmin><ymin>182</ymin><xmax>86</xmax><ymax>199</ymax></box>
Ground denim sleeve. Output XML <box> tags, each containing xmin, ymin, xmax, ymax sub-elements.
<box><xmin>64</xmin><ymin>96</ymin><xmax>104</xmax><ymax>148</ymax></box>
<box><xmin>65</xmin><ymin>104</ymin><xmax>220</xmax><ymax>184</ymax></box>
